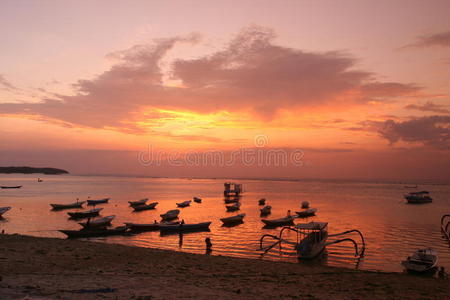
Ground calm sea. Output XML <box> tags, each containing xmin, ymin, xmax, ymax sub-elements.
<box><xmin>1</xmin><ymin>174</ymin><xmax>449</xmax><ymax>273</ymax></box>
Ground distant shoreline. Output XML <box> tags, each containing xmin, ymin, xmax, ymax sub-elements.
<box><xmin>0</xmin><ymin>166</ymin><xmax>69</xmax><ymax>175</ymax></box>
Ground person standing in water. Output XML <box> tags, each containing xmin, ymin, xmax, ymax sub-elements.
<box><xmin>205</xmin><ymin>237</ymin><xmax>212</xmax><ymax>254</ymax></box>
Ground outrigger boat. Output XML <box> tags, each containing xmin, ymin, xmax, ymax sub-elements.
<box><xmin>220</xmin><ymin>213</ymin><xmax>245</xmax><ymax>225</ymax></box>
<box><xmin>260</xmin><ymin>221</ymin><xmax>365</xmax><ymax>260</ymax></box>
<box><xmin>87</xmin><ymin>198</ymin><xmax>110</xmax><ymax>205</ymax></box>
<box><xmin>176</xmin><ymin>200</ymin><xmax>191</xmax><ymax>208</ymax></box>
<box><xmin>261</xmin><ymin>216</ymin><xmax>294</xmax><ymax>227</ymax></box>
<box><xmin>401</xmin><ymin>248</ymin><xmax>438</xmax><ymax>273</ymax></box>
<box><xmin>224</xmin><ymin>197</ymin><xmax>240</xmax><ymax>204</ymax></box>
<box><xmin>124</xmin><ymin>221</ymin><xmax>179</xmax><ymax>232</ymax></box>
<box><xmin>258</xmin><ymin>198</ymin><xmax>266</xmax><ymax>205</ymax></box>
<box><xmin>224</xmin><ymin>182</ymin><xmax>243</xmax><ymax>197</ymax></box>
<box><xmin>79</xmin><ymin>215</ymin><xmax>115</xmax><ymax>229</ymax></box>
<box><xmin>133</xmin><ymin>202</ymin><xmax>158</xmax><ymax>211</ymax></box>
<box><xmin>226</xmin><ymin>202</ymin><xmax>241</xmax><ymax>212</ymax></box>
<box><xmin>160</xmin><ymin>209</ymin><xmax>180</xmax><ymax>221</ymax></box>
<box><xmin>1</xmin><ymin>185</ymin><xmax>22</xmax><ymax>189</ymax></box>
<box><xmin>0</xmin><ymin>206</ymin><xmax>11</xmax><ymax>217</ymax></box>
<box><xmin>67</xmin><ymin>208</ymin><xmax>103</xmax><ymax>219</ymax></box>
<box><xmin>59</xmin><ymin>226</ymin><xmax>128</xmax><ymax>238</ymax></box>
<box><xmin>50</xmin><ymin>201</ymin><xmax>85</xmax><ymax>210</ymax></box>
<box><xmin>159</xmin><ymin>221</ymin><xmax>211</xmax><ymax>233</ymax></box>
<box><xmin>295</xmin><ymin>208</ymin><xmax>317</xmax><ymax>218</ymax></box>
<box><xmin>404</xmin><ymin>191</ymin><xmax>432</xmax><ymax>204</ymax></box>
<box><xmin>260</xmin><ymin>205</ymin><xmax>272</xmax><ymax>216</ymax></box>
<box><xmin>193</xmin><ymin>197</ymin><xmax>202</xmax><ymax>203</ymax></box>
<box><xmin>128</xmin><ymin>198</ymin><xmax>148</xmax><ymax>207</ymax></box>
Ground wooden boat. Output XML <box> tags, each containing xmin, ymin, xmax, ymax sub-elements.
<box><xmin>133</xmin><ymin>202</ymin><xmax>158</xmax><ymax>211</ymax></box>
<box><xmin>220</xmin><ymin>213</ymin><xmax>245</xmax><ymax>225</ymax></box>
<box><xmin>295</xmin><ymin>222</ymin><xmax>329</xmax><ymax>259</ymax></box>
<box><xmin>261</xmin><ymin>216</ymin><xmax>294</xmax><ymax>227</ymax></box>
<box><xmin>260</xmin><ymin>205</ymin><xmax>272</xmax><ymax>216</ymax></box>
<box><xmin>160</xmin><ymin>209</ymin><xmax>180</xmax><ymax>221</ymax></box>
<box><xmin>79</xmin><ymin>215</ymin><xmax>115</xmax><ymax>229</ymax></box>
<box><xmin>224</xmin><ymin>198</ymin><xmax>240</xmax><ymax>204</ymax></box>
<box><xmin>67</xmin><ymin>208</ymin><xmax>103</xmax><ymax>219</ymax></box>
<box><xmin>401</xmin><ymin>248</ymin><xmax>438</xmax><ymax>273</ymax></box>
<box><xmin>258</xmin><ymin>198</ymin><xmax>266</xmax><ymax>205</ymax></box>
<box><xmin>124</xmin><ymin>221</ymin><xmax>179</xmax><ymax>232</ymax></box>
<box><xmin>50</xmin><ymin>201</ymin><xmax>85</xmax><ymax>210</ymax></box>
<box><xmin>226</xmin><ymin>202</ymin><xmax>241</xmax><ymax>212</ymax></box>
<box><xmin>159</xmin><ymin>221</ymin><xmax>212</xmax><ymax>232</ymax></box>
<box><xmin>295</xmin><ymin>208</ymin><xmax>318</xmax><ymax>218</ymax></box>
<box><xmin>128</xmin><ymin>198</ymin><xmax>148</xmax><ymax>207</ymax></box>
<box><xmin>59</xmin><ymin>226</ymin><xmax>127</xmax><ymax>238</ymax></box>
<box><xmin>0</xmin><ymin>206</ymin><xmax>11</xmax><ymax>217</ymax></box>
<box><xmin>301</xmin><ymin>201</ymin><xmax>310</xmax><ymax>209</ymax></box>
<box><xmin>1</xmin><ymin>185</ymin><xmax>22</xmax><ymax>189</ymax></box>
<box><xmin>193</xmin><ymin>197</ymin><xmax>202</xmax><ymax>203</ymax></box>
<box><xmin>224</xmin><ymin>182</ymin><xmax>243</xmax><ymax>196</ymax></box>
<box><xmin>405</xmin><ymin>191</ymin><xmax>432</xmax><ymax>204</ymax></box>
<box><xmin>87</xmin><ymin>198</ymin><xmax>110</xmax><ymax>205</ymax></box>
<box><xmin>176</xmin><ymin>200</ymin><xmax>191</xmax><ymax>208</ymax></box>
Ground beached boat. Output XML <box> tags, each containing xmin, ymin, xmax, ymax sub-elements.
<box><xmin>258</xmin><ymin>198</ymin><xmax>266</xmax><ymax>205</ymax></box>
<box><xmin>226</xmin><ymin>202</ymin><xmax>241</xmax><ymax>212</ymax></box>
<box><xmin>295</xmin><ymin>208</ymin><xmax>318</xmax><ymax>218</ymax></box>
<box><xmin>404</xmin><ymin>191</ymin><xmax>432</xmax><ymax>204</ymax></box>
<box><xmin>128</xmin><ymin>198</ymin><xmax>148</xmax><ymax>207</ymax></box>
<box><xmin>67</xmin><ymin>208</ymin><xmax>103</xmax><ymax>219</ymax></box>
<box><xmin>301</xmin><ymin>201</ymin><xmax>310</xmax><ymax>209</ymax></box>
<box><xmin>159</xmin><ymin>221</ymin><xmax>212</xmax><ymax>232</ymax></box>
<box><xmin>0</xmin><ymin>206</ymin><xmax>11</xmax><ymax>217</ymax></box>
<box><xmin>79</xmin><ymin>215</ymin><xmax>115</xmax><ymax>229</ymax></box>
<box><xmin>133</xmin><ymin>202</ymin><xmax>158</xmax><ymax>211</ymax></box>
<box><xmin>1</xmin><ymin>185</ymin><xmax>22</xmax><ymax>189</ymax></box>
<box><xmin>124</xmin><ymin>221</ymin><xmax>179</xmax><ymax>232</ymax></box>
<box><xmin>261</xmin><ymin>216</ymin><xmax>294</xmax><ymax>227</ymax></box>
<box><xmin>50</xmin><ymin>201</ymin><xmax>85</xmax><ymax>210</ymax></box>
<box><xmin>176</xmin><ymin>200</ymin><xmax>191</xmax><ymax>208</ymax></box>
<box><xmin>193</xmin><ymin>197</ymin><xmax>202</xmax><ymax>203</ymax></box>
<box><xmin>260</xmin><ymin>205</ymin><xmax>272</xmax><ymax>216</ymax></box>
<box><xmin>160</xmin><ymin>209</ymin><xmax>180</xmax><ymax>221</ymax></box>
<box><xmin>87</xmin><ymin>198</ymin><xmax>110</xmax><ymax>205</ymax></box>
<box><xmin>220</xmin><ymin>213</ymin><xmax>245</xmax><ymax>225</ymax></box>
<box><xmin>59</xmin><ymin>226</ymin><xmax>127</xmax><ymax>238</ymax></box>
<box><xmin>401</xmin><ymin>248</ymin><xmax>438</xmax><ymax>273</ymax></box>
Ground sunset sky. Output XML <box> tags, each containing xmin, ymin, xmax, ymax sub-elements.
<box><xmin>1</xmin><ymin>0</ymin><xmax>449</xmax><ymax>180</ymax></box>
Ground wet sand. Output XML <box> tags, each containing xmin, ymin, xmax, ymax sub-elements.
<box><xmin>0</xmin><ymin>234</ymin><xmax>449</xmax><ymax>299</ymax></box>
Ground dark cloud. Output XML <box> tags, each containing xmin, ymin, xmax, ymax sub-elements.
<box><xmin>0</xmin><ymin>26</ymin><xmax>420</xmax><ymax>133</ymax></box>
<box><xmin>364</xmin><ymin>116</ymin><xmax>450</xmax><ymax>149</ymax></box>
<box><xmin>406</xmin><ymin>30</ymin><xmax>450</xmax><ymax>48</ymax></box>
<box><xmin>404</xmin><ymin>101</ymin><xmax>450</xmax><ymax>114</ymax></box>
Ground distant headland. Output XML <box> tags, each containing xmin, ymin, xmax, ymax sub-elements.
<box><xmin>0</xmin><ymin>166</ymin><xmax>69</xmax><ymax>175</ymax></box>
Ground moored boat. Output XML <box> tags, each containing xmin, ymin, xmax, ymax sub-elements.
<box><xmin>295</xmin><ymin>208</ymin><xmax>318</xmax><ymax>218</ymax></box>
<box><xmin>0</xmin><ymin>206</ymin><xmax>11</xmax><ymax>217</ymax></box>
<box><xmin>133</xmin><ymin>202</ymin><xmax>158</xmax><ymax>211</ymax></box>
<box><xmin>261</xmin><ymin>216</ymin><xmax>294</xmax><ymax>227</ymax></box>
<box><xmin>260</xmin><ymin>205</ymin><xmax>272</xmax><ymax>216</ymax></box>
<box><xmin>301</xmin><ymin>201</ymin><xmax>310</xmax><ymax>209</ymax></box>
<box><xmin>176</xmin><ymin>200</ymin><xmax>191</xmax><ymax>208</ymax></box>
<box><xmin>224</xmin><ymin>197</ymin><xmax>240</xmax><ymax>204</ymax></box>
<box><xmin>226</xmin><ymin>202</ymin><xmax>241</xmax><ymax>212</ymax></box>
<box><xmin>193</xmin><ymin>197</ymin><xmax>202</xmax><ymax>203</ymax></box>
<box><xmin>87</xmin><ymin>198</ymin><xmax>110</xmax><ymax>205</ymax></box>
<box><xmin>1</xmin><ymin>185</ymin><xmax>22</xmax><ymax>189</ymax></box>
<box><xmin>124</xmin><ymin>221</ymin><xmax>179</xmax><ymax>232</ymax></box>
<box><xmin>79</xmin><ymin>215</ymin><xmax>115</xmax><ymax>229</ymax></box>
<box><xmin>159</xmin><ymin>221</ymin><xmax>212</xmax><ymax>232</ymax></box>
<box><xmin>404</xmin><ymin>191</ymin><xmax>432</xmax><ymax>204</ymax></box>
<box><xmin>401</xmin><ymin>248</ymin><xmax>438</xmax><ymax>273</ymax></box>
<box><xmin>59</xmin><ymin>226</ymin><xmax>127</xmax><ymax>238</ymax></box>
<box><xmin>258</xmin><ymin>198</ymin><xmax>266</xmax><ymax>205</ymax></box>
<box><xmin>160</xmin><ymin>209</ymin><xmax>180</xmax><ymax>221</ymax></box>
<box><xmin>50</xmin><ymin>201</ymin><xmax>85</xmax><ymax>210</ymax></box>
<box><xmin>129</xmin><ymin>198</ymin><xmax>148</xmax><ymax>207</ymax></box>
<box><xmin>220</xmin><ymin>213</ymin><xmax>245</xmax><ymax>225</ymax></box>
<box><xmin>295</xmin><ymin>222</ymin><xmax>329</xmax><ymax>259</ymax></box>
<box><xmin>67</xmin><ymin>208</ymin><xmax>103</xmax><ymax>219</ymax></box>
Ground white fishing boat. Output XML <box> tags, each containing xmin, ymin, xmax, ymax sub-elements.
<box><xmin>160</xmin><ymin>209</ymin><xmax>180</xmax><ymax>221</ymax></box>
<box><xmin>261</xmin><ymin>216</ymin><xmax>294</xmax><ymax>227</ymax></box>
<box><xmin>226</xmin><ymin>202</ymin><xmax>241</xmax><ymax>212</ymax></box>
<box><xmin>404</xmin><ymin>191</ymin><xmax>432</xmax><ymax>204</ymax></box>
<box><xmin>294</xmin><ymin>222</ymin><xmax>328</xmax><ymax>259</ymax></box>
<box><xmin>220</xmin><ymin>213</ymin><xmax>245</xmax><ymax>225</ymax></box>
<box><xmin>79</xmin><ymin>215</ymin><xmax>115</xmax><ymax>229</ymax></box>
<box><xmin>295</xmin><ymin>208</ymin><xmax>317</xmax><ymax>218</ymax></box>
<box><xmin>176</xmin><ymin>200</ymin><xmax>191</xmax><ymax>208</ymax></box>
<box><xmin>128</xmin><ymin>198</ymin><xmax>148</xmax><ymax>207</ymax></box>
<box><xmin>260</xmin><ymin>205</ymin><xmax>272</xmax><ymax>216</ymax></box>
<box><xmin>401</xmin><ymin>248</ymin><xmax>438</xmax><ymax>273</ymax></box>
<box><xmin>0</xmin><ymin>206</ymin><xmax>11</xmax><ymax>217</ymax></box>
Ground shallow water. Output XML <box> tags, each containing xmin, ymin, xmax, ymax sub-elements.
<box><xmin>0</xmin><ymin>174</ymin><xmax>449</xmax><ymax>273</ymax></box>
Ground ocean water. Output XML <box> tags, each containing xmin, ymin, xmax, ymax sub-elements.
<box><xmin>0</xmin><ymin>174</ymin><xmax>449</xmax><ymax>273</ymax></box>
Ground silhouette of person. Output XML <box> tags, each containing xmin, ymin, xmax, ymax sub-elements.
<box><xmin>205</xmin><ymin>237</ymin><xmax>212</xmax><ymax>254</ymax></box>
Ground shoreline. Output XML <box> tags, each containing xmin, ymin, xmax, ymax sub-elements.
<box><xmin>1</xmin><ymin>234</ymin><xmax>449</xmax><ymax>299</ymax></box>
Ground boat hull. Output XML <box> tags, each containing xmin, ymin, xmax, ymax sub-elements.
<box><xmin>87</xmin><ymin>198</ymin><xmax>110</xmax><ymax>205</ymax></box>
<box><xmin>159</xmin><ymin>222</ymin><xmax>212</xmax><ymax>233</ymax></box>
<box><xmin>1</xmin><ymin>186</ymin><xmax>22</xmax><ymax>189</ymax></box>
<box><xmin>59</xmin><ymin>226</ymin><xmax>127</xmax><ymax>238</ymax></box>
<box><xmin>51</xmin><ymin>202</ymin><xmax>85</xmax><ymax>210</ymax></box>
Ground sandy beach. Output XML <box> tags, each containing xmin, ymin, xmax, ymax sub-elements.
<box><xmin>0</xmin><ymin>234</ymin><xmax>449</xmax><ymax>299</ymax></box>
